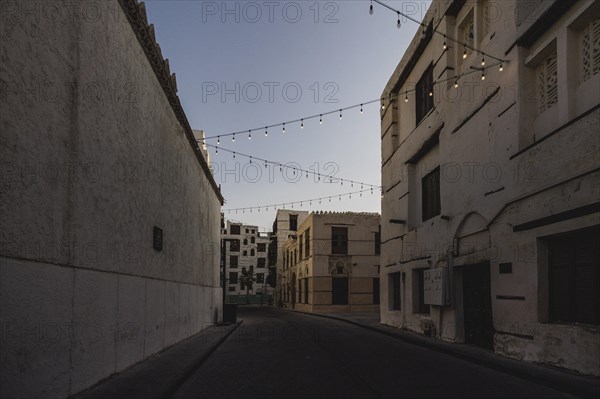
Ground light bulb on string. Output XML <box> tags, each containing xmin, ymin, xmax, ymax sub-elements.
<box><xmin>215</xmin><ymin>147</ymin><xmax>218</xmax><ymax>155</ymax></box>
<box><xmin>282</xmin><ymin>123</ymin><xmax>286</xmax><ymax>133</ymax></box>
<box><xmin>265</xmin><ymin>127</ymin><xmax>268</xmax><ymax>137</ymax></box>
<box><xmin>499</xmin><ymin>63</ymin><xmax>504</xmax><ymax>72</ymax></box>
<box><xmin>481</xmin><ymin>57</ymin><xmax>486</xmax><ymax>66</ymax></box>
<box><xmin>217</xmin><ymin>136</ymin><xmax>220</xmax><ymax>145</ymax></box>
<box><xmin>248</xmin><ymin>130</ymin><xmax>251</xmax><ymax>140</ymax></box>
<box><xmin>404</xmin><ymin>93</ymin><xmax>408</xmax><ymax>103</ymax></box>
<box><xmin>454</xmin><ymin>78</ymin><xmax>459</xmax><ymax>88</ymax></box>
<box><xmin>397</xmin><ymin>12</ymin><xmax>401</xmax><ymax>28</ymax></box>
<box><xmin>360</xmin><ymin>104</ymin><xmax>363</xmax><ymax>114</ymax></box>
<box><xmin>481</xmin><ymin>71</ymin><xmax>486</xmax><ymax>81</ymax></box>
<box><xmin>320</xmin><ymin>114</ymin><xmax>323</xmax><ymax>124</ymax></box>
<box><xmin>232</xmin><ymin>133</ymin><xmax>235</xmax><ymax>142</ymax></box>
<box><xmin>369</xmin><ymin>0</ymin><xmax>373</xmax><ymax>15</ymax></box>
<box><xmin>233</xmin><ymin>152</ymin><xmax>236</xmax><ymax>159</ymax></box>
<box><xmin>339</xmin><ymin>109</ymin><xmax>342</xmax><ymax>120</ymax></box>
<box><xmin>381</xmin><ymin>100</ymin><xmax>385</xmax><ymax>110</ymax></box>
<box><xmin>463</xmin><ymin>49</ymin><xmax>468</xmax><ymax>59</ymax></box>
<box><xmin>443</xmin><ymin>37</ymin><xmax>447</xmax><ymax>50</ymax></box>
<box><xmin>250</xmin><ymin>156</ymin><xmax>252</xmax><ymax>164</ymax></box>
<box><xmin>301</xmin><ymin>119</ymin><xmax>304</xmax><ymax>129</ymax></box>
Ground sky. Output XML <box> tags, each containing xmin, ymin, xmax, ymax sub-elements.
<box><xmin>144</xmin><ymin>1</ymin><xmax>432</xmax><ymax>231</ymax></box>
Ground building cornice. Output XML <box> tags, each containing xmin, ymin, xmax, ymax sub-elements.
<box><xmin>117</xmin><ymin>0</ymin><xmax>224</xmax><ymax>204</ymax></box>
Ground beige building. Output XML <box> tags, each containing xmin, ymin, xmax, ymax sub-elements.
<box><xmin>272</xmin><ymin>210</ymin><xmax>310</xmax><ymax>306</ymax></box>
<box><xmin>221</xmin><ymin>220</ymin><xmax>272</xmax><ymax>302</ymax></box>
<box><xmin>280</xmin><ymin>212</ymin><xmax>381</xmax><ymax>313</ymax></box>
<box><xmin>380</xmin><ymin>0</ymin><xmax>599</xmax><ymax>375</ymax></box>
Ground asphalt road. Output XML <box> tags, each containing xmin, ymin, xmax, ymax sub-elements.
<box><xmin>172</xmin><ymin>307</ymin><xmax>575</xmax><ymax>399</ymax></box>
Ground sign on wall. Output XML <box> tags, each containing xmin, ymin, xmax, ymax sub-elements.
<box><xmin>424</xmin><ymin>268</ymin><xmax>446</xmax><ymax>306</ymax></box>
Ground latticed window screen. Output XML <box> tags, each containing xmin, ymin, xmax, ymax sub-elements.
<box><xmin>462</xmin><ymin>15</ymin><xmax>474</xmax><ymax>57</ymax></box>
<box><xmin>536</xmin><ymin>50</ymin><xmax>558</xmax><ymax>114</ymax></box>
<box><xmin>482</xmin><ymin>0</ymin><xmax>491</xmax><ymax>37</ymax></box>
<box><xmin>582</xmin><ymin>18</ymin><xmax>600</xmax><ymax>82</ymax></box>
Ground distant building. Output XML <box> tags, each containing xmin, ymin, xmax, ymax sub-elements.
<box><xmin>280</xmin><ymin>212</ymin><xmax>381</xmax><ymax>312</ymax></box>
<box><xmin>221</xmin><ymin>219</ymin><xmax>272</xmax><ymax>303</ymax></box>
<box><xmin>380</xmin><ymin>0</ymin><xmax>599</xmax><ymax>375</ymax></box>
<box><xmin>271</xmin><ymin>210</ymin><xmax>310</xmax><ymax>306</ymax></box>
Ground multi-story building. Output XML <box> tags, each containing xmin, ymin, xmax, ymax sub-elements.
<box><xmin>272</xmin><ymin>210</ymin><xmax>310</xmax><ymax>306</ymax></box>
<box><xmin>380</xmin><ymin>0</ymin><xmax>599</xmax><ymax>375</ymax></box>
<box><xmin>280</xmin><ymin>212</ymin><xmax>381</xmax><ymax>312</ymax></box>
<box><xmin>221</xmin><ymin>220</ymin><xmax>272</xmax><ymax>303</ymax></box>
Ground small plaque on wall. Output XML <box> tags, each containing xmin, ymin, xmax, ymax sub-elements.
<box><xmin>153</xmin><ymin>226</ymin><xmax>163</xmax><ymax>252</ymax></box>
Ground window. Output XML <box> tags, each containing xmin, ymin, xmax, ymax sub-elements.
<box><xmin>230</xmin><ymin>225</ymin><xmax>241</xmax><ymax>235</ymax></box>
<box><xmin>230</xmin><ymin>240</ymin><xmax>240</xmax><ymax>252</ymax></box>
<box><xmin>257</xmin><ymin>243</ymin><xmax>266</xmax><ymax>252</ymax></box>
<box><xmin>289</xmin><ymin>215</ymin><xmax>298</xmax><ymax>231</ymax></box>
<box><xmin>243</xmin><ymin>239</ymin><xmax>248</xmax><ymax>245</ymax></box>
<box><xmin>373</xmin><ymin>278</ymin><xmax>380</xmax><ymax>305</ymax></box>
<box><xmin>375</xmin><ymin>226</ymin><xmax>381</xmax><ymax>255</ymax></box>
<box><xmin>331</xmin><ymin>227</ymin><xmax>348</xmax><ymax>255</ymax></box>
<box><xmin>481</xmin><ymin>0</ymin><xmax>491</xmax><ymax>38</ymax></box>
<box><xmin>230</xmin><ymin>255</ymin><xmax>238</xmax><ymax>268</ymax></box>
<box><xmin>536</xmin><ymin>50</ymin><xmax>558</xmax><ymax>114</ymax></box>
<box><xmin>304</xmin><ymin>279</ymin><xmax>309</xmax><ymax>303</ymax></box>
<box><xmin>294</xmin><ymin>249</ymin><xmax>297</xmax><ymax>264</ymax></box>
<box><xmin>548</xmin><ymin>227</ymin><xmax>599</xmax><ymax>326</ymax></box>
<box><xmin>460</xmin><ymin>12</ymin><xmax>474</xmax><ymax>58</ymax></box>
<box><xmin>305</xmin><ymin>228</ymin><xmax>310</xmax><ymax>258</ymax></box>
<box><xmin>298</xmin><ymin>279</ymin><xmax>302</xmax><ymax>303</ymax></box>
<box><xmin>582</xmin><ymin>18</ymin><xmax>600</xmax><ymax>82</ymax></box>
<box><xmin>229</xmin><ymin>272</ymin><xmax>238</xmax><ymax>284</ymax></box>
<box><xmin>414</xmin><ymin>269</ymin><xmax>430</xmax><ymax>315</ymax></box>
<box><xmin>257</xmin><ymin>258</ymin><xmax>266</xmax><ymax>268</ymax></box>
<box><xmin>422</xmin><ymin>167</ymin><xmax>441</xmax><ymax>222</ymax></box>
<box><xmin>245</xmin><ymin>228</ymin><xmax>249</xmax><ymax>233</ymax></box>
<box><xmin>299</xmin><ymin>235</ymin><xmax>303</xmax><ymax>259</ymax></box>
<box><xmin>257</xmin><ymin>273</ymin><xmax>264</xmax><ymax>284</ymax></box>
<box><xmin>250</xmin><ymin>249</ymin><xmax>255</xmax><ymax>256</ymax></box>
<box><xmin>243</xmin><ymin>250</ymin><xmax>247</xmax><ymax>256</ymax></box>
<box><xmin>251</xmin><ymin>237</ymin><xmax>255</xmax><ymax>244</ymax></box>
<box><xmin>252</xmin><ymin>229</ymin><xmax>255</xmax><ymax>234</ymax></box>
<box><xmin>228</xmin><ymin>287</ymin><xmax>236</xmax><ymax>292</ymax></box>
<box><xmin>390</xmin><ymin>272</ymin><xmax>401</xmax><ymax>310</ymax></box>
<box><xmin>415</xmin><ymin>64</ymin><xmax>434</xmax><ymax>124</ymax></box>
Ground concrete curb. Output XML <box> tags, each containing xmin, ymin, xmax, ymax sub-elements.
<box><xmin>73</xmin><ymin>321</ymin><xmax>242</xmax><ymax>399</ymax></box>
<box><xmin>276</xmin><ymin>308</ymin><xmax>599</xmax><ymax>399</ymax></box>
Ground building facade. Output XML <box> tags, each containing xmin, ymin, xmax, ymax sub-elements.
<box><xmin>0</xmin><ymin>1</ymin><xmax>224</xmax><ymax>397</ymax></box>
<box><xmin>280</xmin><ymin>212</ymin><xmax>381</xmax><ymax>313</ymax></box>
<box><xmin>272</xmin><ymin>210</ymin><xmax>310</xmax><ymax>306</ymax></box>
<box><xmin>380</xmin><ymin>0</ymin><xmax>599</xmax><ymax>375</ymax></box>
<box><xmin>221</xmin><ymin>220</ymin><xmax>272</xmax><ymax>303</ymax></box>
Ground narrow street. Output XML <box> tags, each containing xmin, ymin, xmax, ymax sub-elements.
<box><xmin>172</xmin><ymin>307</ymin><xmax>574</xmax><ymax>399</ymax></box>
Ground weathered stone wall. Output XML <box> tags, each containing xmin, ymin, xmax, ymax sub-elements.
<box><xmin>0</xmin><ymin>1</ymin><xmax>223</xmax><ymax>397</ymax></box>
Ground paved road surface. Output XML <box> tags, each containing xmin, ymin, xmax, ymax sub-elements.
<box><xmin>172</xmin><ymin>307</ymin><xmax>575</xmax><ymax>399</ymax></box>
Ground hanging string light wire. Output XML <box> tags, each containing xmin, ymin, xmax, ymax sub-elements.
<box><xmin>204</xmin><ymin>60</ymin><xmax>504</xmax><ymax>142</ymax></box>
<box><xmin>202</xmin><ymin>142</ymin><xmax>382</xmax><ymax>189</ymax></box>
<box><xmin>223</xmin><ymin>188</ymin><xmax>376</xmax><ymax>214</ymax></box>
<box><xmin>371</xmin><ymin>0</ymin><xmax>509</xmax><ymax>63</ymax></box>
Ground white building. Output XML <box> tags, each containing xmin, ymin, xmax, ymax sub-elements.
<box><xmin>380</xmin><ymin>0</ymin><xmax>599</xmax><ymax>375</ymax></box>
<box><xmin>222</xmin><ymin>220</ymin><xmax>272</xmax><ymax>303</ymax></box>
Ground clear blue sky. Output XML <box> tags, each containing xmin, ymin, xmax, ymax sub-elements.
<box><xmin>145</xmin><ymin>1</ymin><xmax>430</xmax><ymax>231</ymax></box>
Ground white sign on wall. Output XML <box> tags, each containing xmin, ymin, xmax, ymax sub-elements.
<box><xmin>424</xmin><ymin>268</ymin><xmax>446</xmax><ymax>306</ymax></box>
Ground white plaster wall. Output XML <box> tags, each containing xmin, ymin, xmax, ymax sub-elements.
<box><xmin>0</xmin><ymin>1</ymin><xmax>223</xmax><ymax>396</ymax></box>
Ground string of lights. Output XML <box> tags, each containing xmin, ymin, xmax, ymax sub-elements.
<box><xmin>202</xmin><ymin>60</ymin><xmax>504</xmax><ymax>144</ymax></box>
<box><xmin>223</xmin><ymin>188</ymin><xmax>381</xmax><ymax>214</ymax></box>
<box><xmin>370</xmin><ymin>0</ymin><xmax>509</xmax><ymax>64</ymax></box>
<box><xmin>202</xmin><ymin>142</ymin><xmax>382</xmax><ymax>189</ymax></box>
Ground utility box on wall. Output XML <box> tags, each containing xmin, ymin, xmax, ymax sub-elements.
<box><xmin>424</xmin><ymin>268</ymin><xmax>447</xmax><ymax>306</ymax></box>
